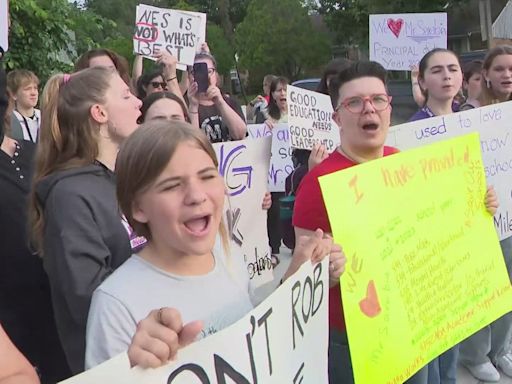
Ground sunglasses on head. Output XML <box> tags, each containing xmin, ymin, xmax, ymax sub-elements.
<box><xmin>150</xmin><ymin>81</ymin><xmax>167</xmax><ymax>89</ymax></box>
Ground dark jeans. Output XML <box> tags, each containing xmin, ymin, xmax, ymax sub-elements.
<box><xmin>267</xmin><ymin>192</ymin><xmax>284</xmax><ymax>254</ymax></box>
<box><xmin>327</xmin><ymin>329</ymin><xmax>431</xmax><ymax>384</ymax></box>
<box><xmin>328</xmin><ymin>330</ymin><xmax>354</xmax><ymax>384</ymax></box>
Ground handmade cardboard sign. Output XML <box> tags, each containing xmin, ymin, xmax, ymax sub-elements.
<box><xmin>320</xmin><ymin>133</ymin><xmax>512</xmax><ymax>384</ymax></box>
<box><xmin>287</xmin><ymin>85</ymin><xmax>340</xmax><ymax>152</ymax></box>
<box><xmin>133</xmin><ymin>4</ymin><xmax>202</xmax><ymax>67</ymax></box>
<box><xmin>59</xmin><ymin>259</ymin><xmax>330</xmax><ymax>384</ymax></box>
<box><xmin>173</xmin><ymin>9</ymin><xmax>206</xmax><ymax>71</ymax></box>
<box><xmin>387</xmin><ymin>101</ymin><xmax>512</xmax><ymax>240</ymax></box>
<box><xmin>214</xmin><ymin>137</ymin><xmax>274</xmax><ymax>287</ymax></box>
<box><xmin>248</xmin><ymin>123</ymin><xmax>294</xmax><ymax>193</ymax></box>
<box><xmin>369</xmin><ymin>13</ymin><xmax>447</xmax><ymax>71</ymax></box>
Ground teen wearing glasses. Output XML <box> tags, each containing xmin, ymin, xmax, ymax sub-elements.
<box><xmin>292</xmin><ymin>61</ymin><xmax>401</xmax><ymax>384</ymax></box>
<box><xmin>187</xmin><ymin>52</ymin><xmax>246</xmax><ymax>143</ymax></box>
<box><xmin>292</xmin><ymin>61</ymin><xmax>498</xmax><ymax>384</ymax></box>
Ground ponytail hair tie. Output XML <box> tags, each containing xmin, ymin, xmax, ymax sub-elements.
<box><xmin>63</xmin><ymin>74</ymin><xmax>71</xmax><ymax>84</ymax></box>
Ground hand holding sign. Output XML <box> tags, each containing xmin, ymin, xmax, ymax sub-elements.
<box><xmin>133</xmin><ymin>5</ymin><xmax>203</xmax><ymax>67</ymax></box>
<box><xmin>283</xmin><ymin>229</ymin><xmax>345</xmax><ymax>287</ymax></box>
<box><xmin>485</xmin><ymin>185</ymin><xmax>499</xmax><ymax>215</ymax></box>
<box><xmin>127</xmin><ymin>308</ymin><xmax>202</xmax><ymax>369</ymax></box>
<box><xmin>155</xmin><ymin>51</ymin><xmax>177</xmax><ymax>72</ymax></box>
<box><xmin>308</xmin><ymin>143</ymin><xmax>329</xmax><ymax>170</ymax></box>
<box><xmin>326</xmin><ymin>242</ymin><xmax>346</xmax><ymax>287</ymax></box>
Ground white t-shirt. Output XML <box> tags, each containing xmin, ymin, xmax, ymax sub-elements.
<box><xmin>85</xmin><ymin>244</ymin><xmax>253</xmax><ymax>369</ymax></box>
<box><xmin>13</xmin><ymin>109</ymin><xmax>40</xmax><ymax>142</ymax></box>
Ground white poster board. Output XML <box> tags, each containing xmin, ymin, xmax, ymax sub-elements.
<box><xmin>287</xmin><ymin>85</ymin><xmax>340</xmax><ymax>152</ymax></box>
<box><xmin>133</xmin><ymin>4</ymin><xmax>202</xmax><ymax>67</ymax></box>
<box><xmin>0</xmin><ymin>0</ymin><xmax>8</xmax><ymax>52</ymax></box>
<box><xmin>174</xmin><ymin>10</ymin><xmax>207</xmax><ymax>71</ymax></box>
<box><xmin>59</xmin><ymin>259</ymin><xmax>329</xmax><ymax>384</ymax></box>
<box><xmin>214</xmin><ymin>137</ymin><xmax>274</xmax><ymax>287</ymax></box>
<box><xmin>369</xmin><ymin>13</ymin><xmax>447</xmax><ymax>71</ymax></box>
<box><xmin>386</xmin><ymin>101</ymin><xmax>512</xmax><ymax>240</ymax></box>
<box><xmin>247</xmin><ymin>124</ymin><xmax>294</xmax><ymax>192</ymax></box>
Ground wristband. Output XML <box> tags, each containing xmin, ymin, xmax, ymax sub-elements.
<box><xmin>166</xmin><ymin>76</ymin><xmax>177</xmax><ymax>82</ymax></box>
<box><xmin>412</xmin><ymin>82</ymin><xmax>419</xmax><ymax>86</ymax></box>
<box><xmin>189</xmin><ymin>110</ymin><xmax>199</xmax><ymax>114</ymax></box>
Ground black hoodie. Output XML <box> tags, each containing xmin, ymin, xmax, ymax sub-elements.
<box><xmin>35</xmin><ymin>163</ymin><xmax>131</xmax><ymax>374</ymax></box>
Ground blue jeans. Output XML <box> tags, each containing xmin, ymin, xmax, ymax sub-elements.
<box><xmin>405</xmin><ymin>366</ymin><xmax>428</xmax><ymax>384</ymax></box>
<box><xmin>460</xmin><ymin>237</ymin><xmax>512</xmax><ymax>366</ymax></box>
<box><xmin>427</xmin><ymin>345</ymin><xmax>460</xmax><ymax>384</ymax></box>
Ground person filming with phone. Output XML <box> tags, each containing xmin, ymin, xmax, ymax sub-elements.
<box><xmin>187</xmin><ymin>52</ymin><xmax>246</xmax><ymax>143</ymax></box>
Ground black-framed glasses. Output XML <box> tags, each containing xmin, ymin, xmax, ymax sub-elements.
<box><xmin>189</xmin><ymin>67</ymin><xmax>216</xmax><ymax>76</ymax></box>
<box><xmin>150</xmin><ymin>81</ymin><xmax>167</xmax><ymax>89</ymax></box>
<box><xmin>336</xmin><ymin>94</ymin><xmax>392</xmax><ymax>114</ymax></box>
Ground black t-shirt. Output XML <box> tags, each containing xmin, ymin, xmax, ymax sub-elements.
<box><xmin>198</xmin><ymin>96</ymin><xmax>245</xmax><ymax>143</ymax></box>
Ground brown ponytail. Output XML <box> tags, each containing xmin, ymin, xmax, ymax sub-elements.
<box><xmin>30</xmin><ymin>67</ymin><xmax>115</xmax><ymax>254</ymax></box>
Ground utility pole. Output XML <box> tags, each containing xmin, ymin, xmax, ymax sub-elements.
<box><xmin>479</xmin><ymin>0</ymin><xmax>493</xmax><ymax>48</ymax></box>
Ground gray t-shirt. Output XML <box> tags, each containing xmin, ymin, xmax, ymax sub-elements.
<box><xmin>85</xmin><ymin>246</ymin><xmax>253</xmax><ymax>369</ymax></box>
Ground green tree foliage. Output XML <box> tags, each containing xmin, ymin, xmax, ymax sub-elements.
<box><xmin>235</xmin><ymin>0</ymin><xmax>330</xmax><ymax>82</ymax></box>
<box><xmin>70</xmin><ymin>7</ymin><xmax>117</xmax><ymax>54</ymax></box>
<box><xmin>5</xmin><ymin>0</ymin><xmax>118</xmax><ymax>83</ymax></box>
<box><xmin>84</xmin><ymin>0</ymin><xmax>237</xmax><ymax>76</ymax></box>
<box><xmin>316</xmin><ymin>0</ymin><xmax>471</xmax><ymax>48</ymax></box>
<box><xmin>206</xmin><ymin>23</ymin><xmax>235</xmax><ymax>76</ymax></box>
<box><xmin>6</xmin><ymin>0</ymin><xmax>76</xmax><ymax>81</ymax></box>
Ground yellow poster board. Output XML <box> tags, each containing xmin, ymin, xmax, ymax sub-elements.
<box><xmin>319</xmin><ymin>133</ymin><xmax>512</xmax><ymax>384</ymax></box>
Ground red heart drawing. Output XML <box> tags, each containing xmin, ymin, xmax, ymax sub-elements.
<box><xmin>359</xmin><ymin>280</ymin><xmax>382</xmax><ymax>318</ymax></box>
<box><xmin>387</xmin><ymin>18</ymin><xmax>404</xmax><ymax>38</ymax></box>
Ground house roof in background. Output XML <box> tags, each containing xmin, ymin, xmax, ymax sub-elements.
<box><xmin>493</xmin><ymin>0</ymin><xmax>512</xmax><ymax>39</ymax></box>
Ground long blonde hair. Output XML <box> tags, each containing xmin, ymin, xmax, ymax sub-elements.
<box><xmin>479</xmin><ymin>45</ymin><xmax>512</xmax><ymax>106</ymax></box>
<box><xmin>30</xmin><ymin>67</ymin><xmax>116</xmax><ymax>254</ymax></box>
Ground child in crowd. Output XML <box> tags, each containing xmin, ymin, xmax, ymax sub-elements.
<box><xmin>75</xmin><ymin>48</ymin><xmax>132</xmax><ymax>87</ymax></box>
<box><xmin>410</xmin><ymin>47</ymin><xmax>464</xmax><ymax>384</ymax></box>
<box><xmin>460</xmin><ymin>45</ymin><xmax>512</xmax><ymax>383</ymax></box>
<box><xmin>6</xmin><ymin>70</ymin><xmax>40</xmax><ymax>143</ymax></box>
<box><xmin>139</xmin><ymin>91</ymin><xmax>190</xmax><ymax>123</ymax></box>
<box><xmin>410</xmin><ymin>48</ymin><xmax>462</xmax><ymax>121</ymax></box>
<box><xmin>460</xmin><ymin>60</ymin><xmax>483</xmax><ymax>111</ymax></box>
<box><xmin>29</xmin><ymin>67</ymin><xmax>142</xmax><ymax>374</ymax></box>
<box><xmin>84</xmin><ymin>120</ymin><xmax>346</xmax><ymax>368</ymax></box>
